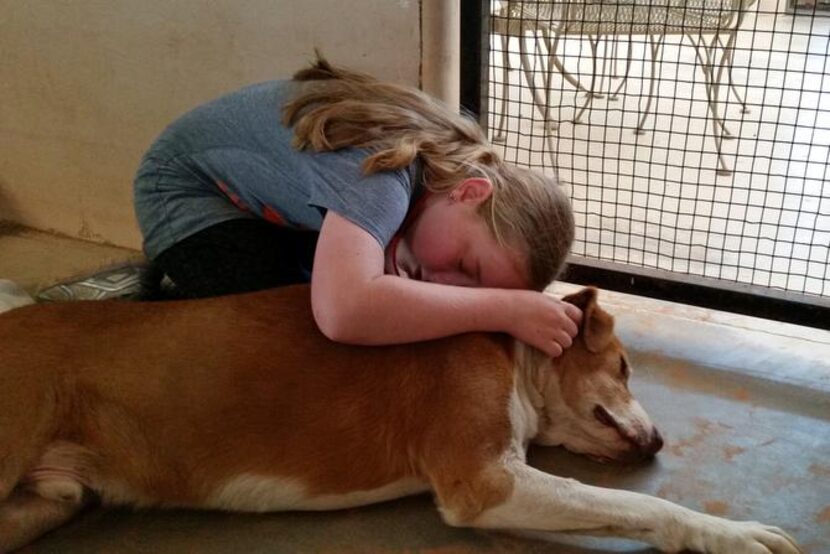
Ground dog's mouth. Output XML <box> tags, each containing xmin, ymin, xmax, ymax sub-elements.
<box><xmin>585</xmin><ymin>453</ymin><xmax>615</xmax><ymax>464</ymax></box>
<box><xmin>583</xmin><ymin>449</ymin><xmax>658</xmax><ymax>465</ymax></box>
<box><xmin>569</xmin><ymin>442</ymin><xmax>658</xmax><ymax>465</ymax></box>
<box><xmin>557</xmin><ymin>406</ymin><xmax>663</xmax><ymax>465</ymax></box>
<box><xmin>592</xmin><ymin>405</ymin><xmax>664</xmax><ymax>460</ymax></box>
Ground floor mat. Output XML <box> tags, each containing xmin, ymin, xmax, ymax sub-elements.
<box><xmin>35</xmin><ymin>263</ymin><xmax>146</xmax><ymax>302</ymax></box>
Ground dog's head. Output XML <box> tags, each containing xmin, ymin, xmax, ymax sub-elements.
<box><xmin>529</xmin><ymin>287</ymin><xmax>663</xmax><ymax>463</ymax></box>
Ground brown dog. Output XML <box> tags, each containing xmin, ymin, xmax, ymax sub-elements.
<box><xmin>0</xmin><ymin>285</ymin><xmax>800</xmax><ymax>553</ymax></box>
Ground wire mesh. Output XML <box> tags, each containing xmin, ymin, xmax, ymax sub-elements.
<box><xmin>487</xmin><ymin>0</ymin><xmax>829</xmax><ymax>300</ymax></box>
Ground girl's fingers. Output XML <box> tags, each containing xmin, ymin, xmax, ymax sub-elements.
<box><xmin>545</xmin><ymin>342</ymin><xmax>564</xmax><ymax>358</ymax></box>
<box><xmin>564</xmin><ymin>302</ymin><xmax>583</xmax><ymax>324</ymax></box>
<box><xmin>553</xmin><ymin>330</ymin><xmax>573</xmax><ymax>349</ymax></box>
<box><xmin>560</xmin><ymin>314</ymin><xmax>579</xmax><ymax>338</ymax></box>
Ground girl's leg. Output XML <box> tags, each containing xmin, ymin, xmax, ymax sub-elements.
<box><xmin>152</xmin><ymin>219</ymin><xmax>319</xmax><ymax>299</ymax></box>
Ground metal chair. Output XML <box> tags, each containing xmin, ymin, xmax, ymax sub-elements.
<box><xmin>491</xmin><ymin>0</ymin><xmax>755</xmax><ymax>175</ymax></box>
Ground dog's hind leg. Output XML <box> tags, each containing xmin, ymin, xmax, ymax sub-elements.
<box><xmin>0</xmin><ymin>392</ymin><xmax>58</xmax><ymax>508</ymax></box>
<box><xmin>0</xmin><ymin>487</ymin><xmax>86</xmax><ymax>552</ymax></box>
<box><xmin>0</xmin><ymin>442</ymin><xmax>94</xmax><ymax>550</ymax></box>
<box><xmin>428</xmin><ymin>458</ymin><xmax>516</xmax><ymax>528</ymax></box>
<box><xmin>21</xmin><ymin>442</ymin><xmax>93</xmax><ymax>504</ymax></box>
<box><xmin>0</xmin><ymin>340</ymin><xmax>64</xmax><ymax>508</ymax></box>
<box><xmin>0</xmin><ymin>432</ymin><xmax>49</xmax><ymax>508</ymax></box>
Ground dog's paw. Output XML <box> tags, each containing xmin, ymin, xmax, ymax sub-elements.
<box><xmin>683</xmin><ymin>518</ymin><xmax>802</xmax><ymax>554</ymax></box>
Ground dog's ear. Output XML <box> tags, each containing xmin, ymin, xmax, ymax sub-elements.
<box><xmin>562</xmin><ymin>287</ymin><xmax>614</xmax><ymax>353</ymax></box>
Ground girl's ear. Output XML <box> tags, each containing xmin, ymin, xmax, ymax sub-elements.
<box><xmin>452</xmin><ymin>177</ymin><xmax>493</xmax><ymax>205</ymax></box>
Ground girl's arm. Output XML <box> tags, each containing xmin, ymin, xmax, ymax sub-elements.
<box><xmin>311</xmin><ymin>212</ymin><xmax>580</xmax><ymax>357</ymax></box>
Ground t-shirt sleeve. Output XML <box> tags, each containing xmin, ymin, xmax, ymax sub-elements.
<box><xmin>306</xmin><ymin>148</ymin><xmax>413</xmax><ymax>248</ymax></box>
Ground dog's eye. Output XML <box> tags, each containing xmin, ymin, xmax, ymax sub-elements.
<box><xmin>620</xmin><ymin>357</ymin><xmax>630</xmax><ymax>379</ymax></box>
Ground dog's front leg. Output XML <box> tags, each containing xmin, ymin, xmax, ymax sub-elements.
<box><xmin>465</xmin><ymin>462</ymin><xmax>801</xmax><ymax>554</ymax></box>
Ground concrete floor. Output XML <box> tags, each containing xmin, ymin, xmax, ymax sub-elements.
<box><xmin>1</xmin><ymin>226</ymin><xmax>829</xmax><ymax>553</ymax></box>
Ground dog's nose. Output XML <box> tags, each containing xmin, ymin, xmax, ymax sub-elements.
<box><xmin>624</xmin><ymin>429</ymin><xmax>663</xmax><ymax>463</ymax></box>
<box><xmin>642</xmin><ymin>428</ymin><xmax>664</xmax><ymax>456</ymax></box>
<box><xmin>594</xmin><ymin>405</ymin><xmax>663</xmax><ymax>460</ymax></box>
<box><xmin>621</xmin><ymin>429</ymin><xmax>662</xmax><ymax>462</ymax></box>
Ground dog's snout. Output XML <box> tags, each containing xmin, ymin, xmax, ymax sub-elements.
<box><xmin>593</xmin><ymin>405</ymin><xmax>616</xmax><ymax>428</ymax></box>
<box><xmin>594</xmin><ymin>404</ymin><xmax>663</xmax><ymax>461</ymax></box>
<box><xmin>629</xmin><ymin>428</ymin><xmax>663</xmax><ymax>461</ymax></box>
<box><xmin>643</xmin><ymin>428</ymin><xmax>664</xmax><ymax>455</ymax></box>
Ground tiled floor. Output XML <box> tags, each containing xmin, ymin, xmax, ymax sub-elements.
<box><xmin>489</xmin><ymin>7</ymin><xmax>829</xmax><ymax>298</ymax></box>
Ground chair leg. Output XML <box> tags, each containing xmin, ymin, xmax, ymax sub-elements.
<box><xmin>710</xmin><ymin>34</ymin><xmax>736</xmax><ymax>139</ymax></box>
<box><xmin>519</xmin><ymin>32</ymin><xmax>557</xmax><ymax>132</ymax></box>
<box><xmin>687</xmin><ymin>33</ymin><xmax>732</xmax><ymax>176</ymax></box>
<box><xmin>691</xmin><ymin>33</ymin><xmax>734</xmax><ymax>139</ymax></box>
<box><xmin>543</xmin><ymin>28</ymin><xmax>587</xmax><ymax>94</ymax></box>
<box><xmin>493</xmin><ymin>33</ymin><xmax>511</xmax><ymax>144</ymax></box>
<box><xmin>634</xmin><ymin>34</ymin><xmax>665</xmax><ymax>135</ymax></box>
<box><xmin>598</xmin><ymin>39</ymin><xmax>611</xmax><ymax>97</ymax></box>
<box><xmin>538</xmin><ymin>29</ymin><xmax>561</xmax><ymax>133</ymax></box>
<box><xmin>710</xmin><ymin>33</ymin><xmax>740</xmax><ymax>176</ymax></box>
<box><xmin>717</xmin><ymin>32</ymin><xmax>750</xmax><ymax>114</ymax></box>
<box><xmin>574</xmin><ymin>36</ymin><xmax>604</xmax><ymax>124</ymax></box>
<box><xmin>535</xmin><ymin>35</ymin><xmax>560</xmax><ymax>132</ymax></box>
<box><xmin>610</xmin><ymin>34</ymin><xmax>635</xmax><ymax>101</ymax></box>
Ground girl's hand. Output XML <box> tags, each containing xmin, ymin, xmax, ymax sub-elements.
<box><xmin>506</xmin><ymin>291</ymin><xmax>583</xmax><ymax>358</ymax></box>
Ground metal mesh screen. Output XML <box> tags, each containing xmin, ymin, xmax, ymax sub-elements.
<box><xmin>487</xmin><ymin>0</ymin><xmax>829</xmax><ymax>301</ymax></box>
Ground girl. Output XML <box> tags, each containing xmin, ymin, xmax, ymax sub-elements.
<box><xmin>134</xmin><ymin>57</ymin><xmax>581</xmax><ymax>357</ymax></box>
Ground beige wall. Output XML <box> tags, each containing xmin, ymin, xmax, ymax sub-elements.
<box><xmin>0</xmin><ymin>0</ymin><xmax>421</xmax><ymax>250</ymax></box>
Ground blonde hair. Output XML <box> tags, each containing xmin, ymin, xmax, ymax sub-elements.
<box><xmin>282</xmin><ymin>56</ymin><xmax>574</xmax><ymax>290</ymax></box>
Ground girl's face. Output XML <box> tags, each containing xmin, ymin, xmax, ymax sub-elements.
<box><xmin>388</xmin><ymin>178</ymin><xmax>529</xmax><ymax>289</ymax></box>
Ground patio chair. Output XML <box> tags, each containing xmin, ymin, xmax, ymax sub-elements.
<box><xmin>491</xmin><ymin>0</ymin><xmax>755</xmax><ymax>175</ymax></box>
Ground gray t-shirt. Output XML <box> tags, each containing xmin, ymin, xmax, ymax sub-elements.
<box><xmin>134</xmin><ymin>80</ymin><xmax>421</xmax><ymax>259</ymax></box>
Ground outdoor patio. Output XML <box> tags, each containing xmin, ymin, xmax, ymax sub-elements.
<box><xmin>488</xmin><ymin>4</ymin><xmax>829</xmax><ymax>298</ymax></box>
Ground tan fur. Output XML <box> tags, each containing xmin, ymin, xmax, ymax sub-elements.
<box><xmin>0</xmin><ymin>286</ymin><xmax>802</xmax><ymax>554</ymax></box>
<box><xmin>0</xmin><ymin>289</ymin><xmax>511</xmax><ymax>499</ymax></box>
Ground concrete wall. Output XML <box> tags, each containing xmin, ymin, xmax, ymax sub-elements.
<box><xmin>0</xmin><ymin>0</ymin><xmax>421</xmax><ymax>250</ymax></box>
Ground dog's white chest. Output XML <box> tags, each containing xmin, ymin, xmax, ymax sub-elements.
<box><xmin>510</xmin><ymin>382</ymin><xmax>540</xmax><ymax>451</ymax></box>
<box><xmin>206</xmin><ymin>474</ymin><xmax>429</xmax><ymax>512</ymax></box>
